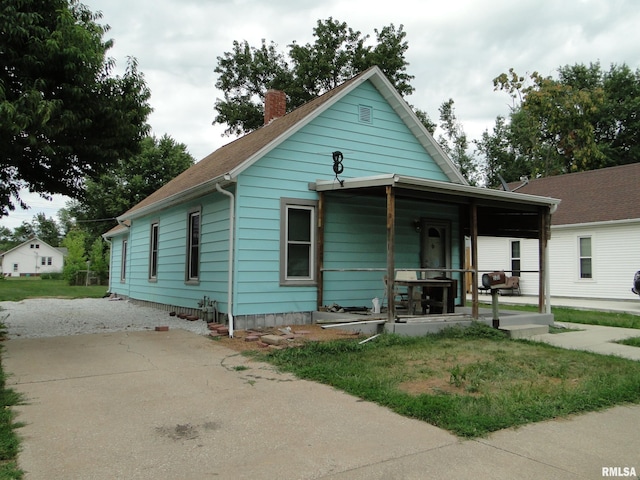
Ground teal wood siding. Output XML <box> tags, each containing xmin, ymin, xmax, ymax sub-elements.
<box><xmin>232</xmin><ymin>80</ymin><xmax>455</xmax><ymax>315</ymax></box>
<box><xmin>321</xmin><ymin>197</ymin><xmax>461</xmax><ymax>308</ymax></box>
<box><xmin>108</xmin><ymin>231</ymin><xmax>129</xmax><ymax>297</ymax></box>
<box><xmin>120</xmin><ymin>190</ymin><xmax>233</xmax><ymax>312</ymax></box>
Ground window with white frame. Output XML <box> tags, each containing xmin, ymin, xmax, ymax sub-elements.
<box><xmin>149</xmin><ymin>222</ymin><xmax>159</xmax><ymax>280</ymax></box>
<box><xmin>13</xmin><ymin>264</ymin><xmax>18</xmax><ymax>272</ymax></box>
<box><xmin>579</xmin><ymin>236</ymin><xmax>592</xmax><ymax>279</ymax></box>
<box><xmin>40</xmin><ymin>256</ymin><xmax>52</xmax><ymax>266</ymax></box>
<box><xmin>280</xmin><ymin>198</ymin><xmax>317</xmax><ymax>285</ymax></box>
<box><xmin>186</xmin><ymin>210</ymin><xmax>200</xmax><ymax>282</ymax></box>
<box><xmin>121</xmin><ymin>239</ymin><xmax>128</xmax><ymax>281</ymax></box>
<box><xmin>510</xmin><ymin>240</ymin><xmax>521</xmax><ymax>277</ymax></box>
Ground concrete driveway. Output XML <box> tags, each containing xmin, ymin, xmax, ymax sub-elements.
<box><xmin>4</xmin><ymin>328</ymin><xmax>640</xmax><ymax>479</ymax></box>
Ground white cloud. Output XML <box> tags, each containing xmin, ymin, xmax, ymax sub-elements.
<box><xmin>5</xmin><ymin>0</ymin><xmax>640</xmax><ymax>230</ymax></box>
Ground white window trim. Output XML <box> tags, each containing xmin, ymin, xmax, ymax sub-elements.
<box><xmin>280</xmin><ymin>198</ymin><xmax>317</xmax><ymax>286</ymax></box>
<box><xmin>510</xmin><ymin>240</ymin><xmax>521</xmax><ymax>277</ymax></box>
<box><xmin>577</xmin><ymin>235</ymin><xmax>594</xmax><ymax>281</ymax></box>
<box><xmin>120</xmin><ymin>239</ymin><xmax>128</xmax><ymax>282</ymax></box>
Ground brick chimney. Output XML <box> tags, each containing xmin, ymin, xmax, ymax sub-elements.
<box><xmin>264</xmin><ymin>89</ymin><xmax>286</xmax><ymax>125</ymax></box>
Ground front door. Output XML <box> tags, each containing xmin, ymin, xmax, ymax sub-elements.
<box><xmin>420</xmin><ymin>220</ymin><xmax>451</xmax><ymax>278</ymax></box>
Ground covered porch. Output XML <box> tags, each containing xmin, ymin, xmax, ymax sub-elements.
<box><xmin>310</xmin><ymin>174</ymin><xmax>560</xmax><ymax>332</ymax></box>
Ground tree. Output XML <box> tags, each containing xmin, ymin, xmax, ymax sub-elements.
<box><xmin>0</xmin><ymin>0</ymin><xmax>152</xmax><ymax>216</ymax></box>
<box><xmin>89</xmin><ymin>237</ymin><xmax>109</xmax><ymax>284</ymax></box>
<box><xmin>484</xmin><ymin>62</ymin><xmax>640</xmax><ymax>183</ymax></box>
<box><xmin>214</xmin><ymin>18</ymin><xmax>421</xmax><ymax>135</ymax></box>
<box><xmin>66</xmin><ymin>134</ymin><xmax>195</xmax><ymax>240</ymax></box>
<box><xmin>62</xmin><ymin>229</ymin><xmax>87</xmax><ymax>285</ymax></box>
<box><xmin>437</xmin><ymin>99</ymin><xmax>478</xmax><ymax>185</ymax></box>
<box><xmin>0</xmin><ymin>226</ymin><xmax>14</xmax><ymax>253</ymax></box>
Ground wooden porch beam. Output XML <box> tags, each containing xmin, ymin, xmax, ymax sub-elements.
<box><xmin>316</xmin><ymin>191</ymin><xmax>325</xmax><ymax>309</ymax></box>
<box><xmin>386</xmin><ymin>185</ymin><xmax>396</xmax><ymax>322</ymax></box>
<box><xmin>538</xmin><ymin>206</ymin><xmax>548</xmax><ymax>313</ymax></box>
<box><xmin>470</xmin><ymin>201</ymin><xmax>479</xmax><ymax>319</ymax></box>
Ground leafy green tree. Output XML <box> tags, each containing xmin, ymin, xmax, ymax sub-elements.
<box><xmin>31</xmin><ymin>213</ymin><xmax>62</xmax><ymax>246</ymax></box>
<box><xmin>66</xmin><ymin>134</ymin><xmax>195</xmax><ymax>240</ymax></box>
<box><xmin>213</xmin><ymin>18</ymin><xmax>428</xmax><ymax>135</ymax></box>
<box><xmin>0</xmin><ymin>226</ymin><xmax>14</xmax><ymax>253</ymax></box>
<box><xmin>475</xmin><ymin>116</ymin><xmax>519</xmax><ymax>188</ymax></box>
<box><xmin>89</xmin><ymin>237</ymin><xmax>109</xmax><ymax>284</ymax></box>
<box><xmin>4</xmin><ymin>213</ymin><xmax>61</xmax><ymax>248</ymax></box>
<box><xmin>437</xmin><ymin>99</ymin><xmax>478</xmax><ymax>185</ymax></box>
<box><xmin>484</xmin><ymin>62</ymin><xmax>640</xmax><ymax>182</ymax></box>
<box><xmin>62</xmin><ymin>229</ymin><xmax>87</xmax><ymax>285</ymax></box>
<box><xmin>0</xmin><ymin>0</ymin><xmax>152</xmax><ymax>216</ymax></box>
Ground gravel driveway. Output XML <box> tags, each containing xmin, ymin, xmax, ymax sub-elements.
<box><xmin>0</xmin><ymin>298</ymin><xmax>211</xmax><ymax>339</ymax></box>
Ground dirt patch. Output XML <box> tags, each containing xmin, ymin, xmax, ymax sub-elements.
<box><xmin>213</xmin><ymin>324</ymin><xmax>365</xmax><ymax>352</ymax></box>
<box><xmin>398</xmin><ymin>378</ymin><xmax>467</xmax><ymax>396</ymax></box>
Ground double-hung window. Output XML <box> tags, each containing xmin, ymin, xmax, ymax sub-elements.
<box><xmin>121</xmin><ymin>239</ymin><xmax>128</xmax><ymax>282</ymax></box>
<box><xmin>149</xmin><ymin>222</ymin><xmax>159</xmax><ymax>280</ymax></box>
<box><xmin>186</xmin><ymin>210</ymin><xmax>201</xmax><ymax>282</ymax></box>
<box><xmin>280</xmin><ymin>199</ymin><xmax>317</xmax><ymax>285</ymax></box>
<box><xmin>579</xmin><ymin>236</ymin><xmax>592</xmax><ymax>279</ymax></box>
<box><xmin>510</xmin><ymin>240</ymin><xmax>521</xmax><ymax>277</ymax></box>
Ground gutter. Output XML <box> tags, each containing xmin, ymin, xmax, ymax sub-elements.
<box><xmin>216</xmin><ymin>182</ymin><xmax>235</xmax><ymax>338</ymax></box>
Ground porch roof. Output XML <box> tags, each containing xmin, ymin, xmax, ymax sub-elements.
<box><xmin>311</xmin><ymin>174</ymin><xmax>561</xmax><ymax>239</ymax></box>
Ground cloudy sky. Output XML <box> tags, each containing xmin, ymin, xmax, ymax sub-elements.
<box><xmin>3</xmin><ymin>0</ymin><xmax>640</xmax><ymax>231</ymax></box>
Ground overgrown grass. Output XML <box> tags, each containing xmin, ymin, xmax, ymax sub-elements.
<box><xmin>0</xmin><ymin>325</ymin><xmax>23</xmax><ymax>479</ymax></box>
<box><xmin>617</xmin><ymin>336</ymin><xmax>640</xmax><ymax>348</ymax></box>
<box><xmin>253</xmin><ymin>323</ymin><xmax>640</xmax><ymax>438</ymax></box>
<box><xmin>0</xmin><ymin>278</ymin><xmax>107</xmax><ymax>302</ymax></box>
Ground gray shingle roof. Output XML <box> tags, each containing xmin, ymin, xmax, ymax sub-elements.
<box><xmin>512</xmin><ymin>163</ymin><xmax>640</xmax><ymax>225</ymax></box>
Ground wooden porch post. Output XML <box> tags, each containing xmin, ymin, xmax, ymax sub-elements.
<box><xmin>538</xmin><ymin>206</ymin><xmax>548</xmax><ymax>313</ymax></box>
<box><xmin>470</xmin><ymin>201</ymin><xmax>479</xmax><ymax>319</ymax></box>
<box><xmin>316</xmin><ymin>192</ymin><xmax>325</xmax><ymax>310</ymax></box>
<box><xmin>386</xmin><ymin>185</ymin><xmax>396</xmax><ymax>322</ymax></box>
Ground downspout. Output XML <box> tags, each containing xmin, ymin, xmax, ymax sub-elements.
<box><xmin>216</xmin><ymin>182</ymin><xmax>235</xmax><ymax>337</ymax></box>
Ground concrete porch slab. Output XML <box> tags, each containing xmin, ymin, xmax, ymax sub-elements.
<box><xmin>500</xmin><ymin>324</ymin><xmax>550</xmax><ymax>339</ymax></box>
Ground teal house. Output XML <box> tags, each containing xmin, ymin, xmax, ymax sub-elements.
<box><xmin>104</xmin><ymin>67</ymin><xmax>559</xmax><ymax>335</ymax></box>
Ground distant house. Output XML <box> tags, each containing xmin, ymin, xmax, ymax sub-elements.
<box><xmin>104</xmin><ymin>66</ymin><xmax>559</xmax><ymax>334</ymax></box>
<box><xmin>1</xmin><ymin>237</ymin><xmax>66</xmax><ymax>277</ymax></box>
<box><xmin>477</xmin><ymin>163</ymin><xmax>640</xmax><ymax>300</ymax></box>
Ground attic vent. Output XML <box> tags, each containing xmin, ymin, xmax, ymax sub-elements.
<box><xmin>358</xmin><ymin>105</ymin><xmax>372</xmax><ymax>124</ymax></box>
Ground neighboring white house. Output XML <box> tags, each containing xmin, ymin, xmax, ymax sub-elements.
<box><xmin>1</xmin><ymin>237</ymin><xmax>66</xmax><ymax>277</ymax></box>
<box><xmin>477</xmin><ymin>163</ymin><xmax>640</xmax><ymax>300</ymax></box>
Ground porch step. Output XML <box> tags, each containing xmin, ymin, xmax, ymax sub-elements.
<box><xmin>499</xmin><ymin>324</ymin><xmax>549</xmax><ymax>339</ymax></box>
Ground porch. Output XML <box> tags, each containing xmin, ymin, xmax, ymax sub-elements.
<box><xmin>313</xmin><ymin>301</ymin><xmax>553</xmax><ymax>338</ymax></box>
<box><xmin>311</xmin><ymin>174</ymin><xmax>560</xmax><ymax>330</ymax></box>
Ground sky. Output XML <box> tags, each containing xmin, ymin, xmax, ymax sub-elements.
<box><xmin>3</xmin><ymin>0</ymin><xmax>640</xmax><ymax>231</ymax></box>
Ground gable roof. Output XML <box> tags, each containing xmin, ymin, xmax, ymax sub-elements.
<box><xmin>0</xmin><ymin>236</ymin><xmax>62</xmax><ymax>258</ymax></box>
<box><xmin>118</xmin><ymin>66</ymin><xmax>466</xmax><ymax>222</ymax></box>
<box><xmin>512</xmin><ymin>163</ymin><xmax>640</xmax><ymax>226</ymax></box>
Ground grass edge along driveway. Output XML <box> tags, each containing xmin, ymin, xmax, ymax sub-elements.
<box><xmin>253</xmin><ymin>323</ymin><xmax>640</xmax><ymax>438</ymax></box>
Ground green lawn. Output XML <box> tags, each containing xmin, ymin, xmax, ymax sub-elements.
<box><xmin>0</xmin><ymin>278</ymin><xmax>108</xmax><ymax>302</ymax></box>
<box><xmin>484</xmin><ymin>302</ymin><xmax>640</xmax><ymax>330</ymax></box>
<box><xmin>255</xmin><ymin>322</ymin><xmax>640</xmax><ymax>438</ymax></box>
<box><xmin>1</xmin><ymin>287</ymin><xmax>639</xmax><ymax>472</ymax></box>
<box><xmin>0</xmin><ymin>329</ymin><xmax>23</xmax><ymax>479</ymax></box>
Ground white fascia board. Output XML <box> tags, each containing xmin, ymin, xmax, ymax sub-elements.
<box><xmin>314</xmin><ymin>174</ymin><xmax>560</xmax><ymax>208</ymax></box>
<box><xmin>117</xmin><ymin>176</ymin><xmax>234</xmax><ymax>223</ymax></box>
